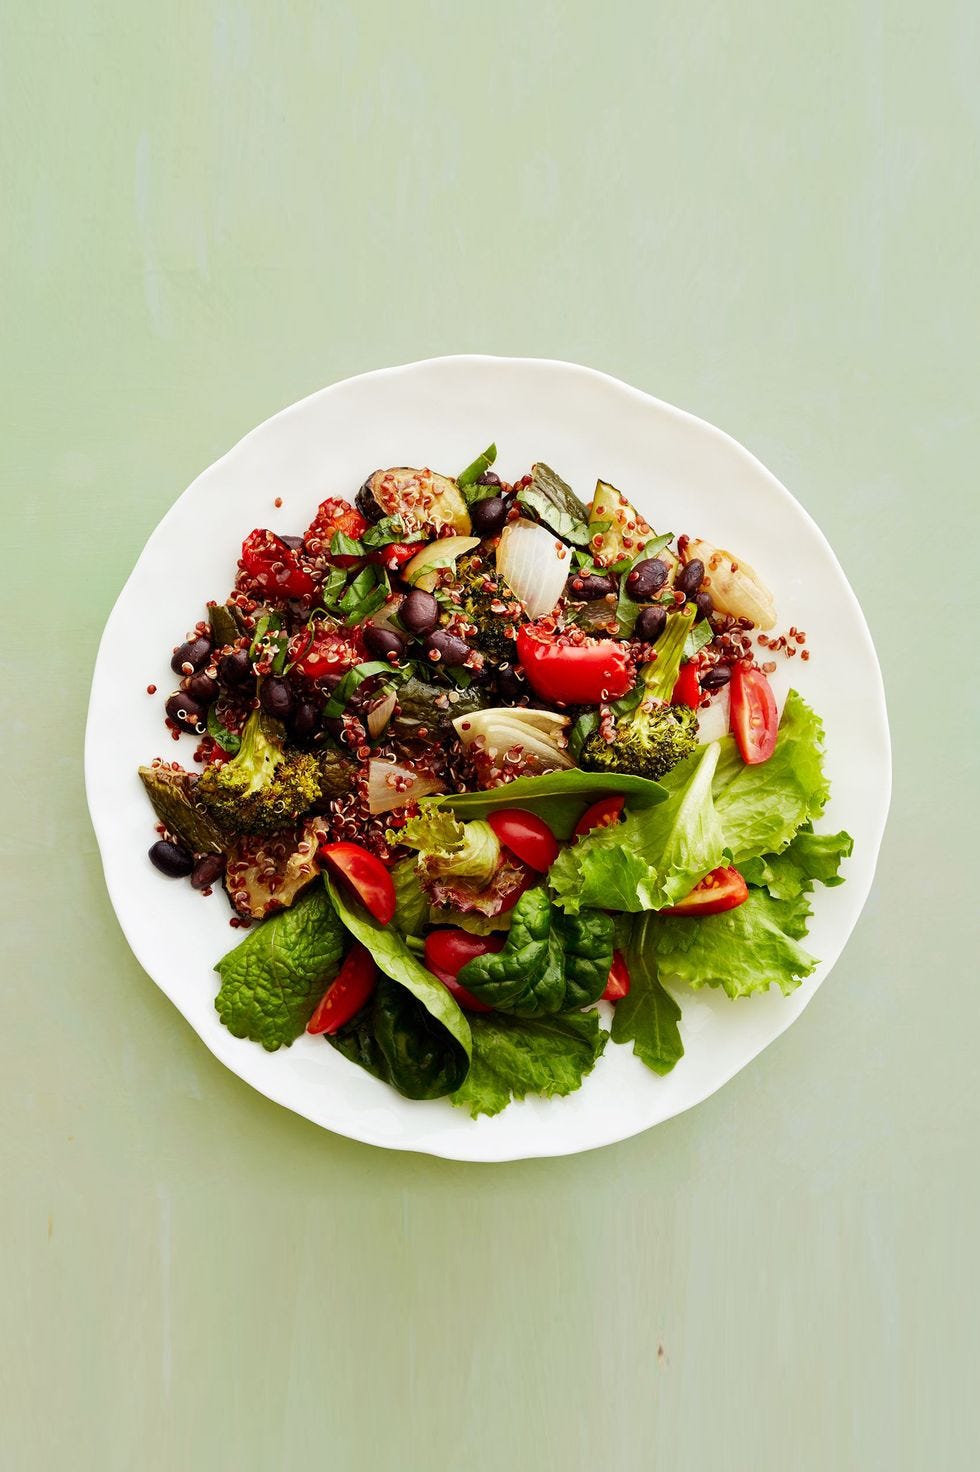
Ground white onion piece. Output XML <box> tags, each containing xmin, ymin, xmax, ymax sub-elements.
<box><xmin>366</xmin><ymin>758</ymin><xmax>445</xmax><ymax>814</ymax></box>
<box><xmin>496</xmin><ymin>518</ymin><xmax>569</xmax><ymax>619</ymax></box>
<box><xmin>403</xmin><ymin>536</ymin><xmax>480</xmax><ymax>592</ymax></box>
<box><xmin>683</xmin><ymin>538</ymin><xmax>776</xmax><ymax>631</ymax></box>
<box><xmin>366</xmin><ymin>688</ymin><xmax>398</xmax><ymax>740</ymax></box>
<box><xmin>696</xmin><ymin>691</ymin><xmax>730</xmax><ymax>745</ymax></box>
<box><xmin>452</xmin><ymin>708</ymin><xmax>574</xmax><ymax>770</ymax></box>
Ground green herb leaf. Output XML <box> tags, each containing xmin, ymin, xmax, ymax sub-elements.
<box><xmin>361</xmin><ymin>516</ymin><xmax>409</xmax><ymax>548</ymax></box>
<box><xmin>206</xmin><ymin>704</ymin><xmax>242</xmax><ymax>755</ymax></box>
<box><xmin>654</xmin><ymin>888</ymin><xmax>817</xmax><ymax>999</ymax></box>
<box><xmin>683</xmin><ymin>620</ymin><xmax>714</xmax><ymax>662</ymax></box>
<box><xmin>319</xmin><ymin>566</ymin><xmax>349</xmax><ymax>608</ymax></box>
<box><xmin>615</xmin><ymin>535</ymin><xmax>674</xmax><ymax>637</ymax></box>
<box><xmin>207</xmin><ymin>603</ymin><xmax>239</xmax><ymax>647</ymax></box>
<box><xmin>330</xmin><ymin>530</ymin><xmax>366</xmax><ymax>559</ymax></box>
<box><xmin>610</xmin><ymin>914</ymin><xmax>684</xmax><ymax>1075</ymax></box>
<box><xmin>517</xmin><ymin>463</ymin><xmax>591</xmax><ymax>547</ymax></box>
<box><xmin>337</xmin><ymin>565</ymin><xmax>388</xmax><ymax>626</ymax></box>
<box><xmin>214</xmin><ymin>888</ymin><xmax>347</xmax><ymax>1050</ymax></box>
<box><xmin>457</xmin><ymin>442</ymin><xmax>497</xmax><ymax>495</ymax></box>
<box><xmin>450</xmin><ymin>1010</ymin><xmax>608</xmax><ymax>1118</ymax></box>
<box><xmin>568</xmin><ymin>711</ymin><xmax>599</xmax><ymax>762</ymax></box>
<box><xmin>322</xmin><ymin>660</ymin><xmax>394</xmax><ymax>719</ymax></box>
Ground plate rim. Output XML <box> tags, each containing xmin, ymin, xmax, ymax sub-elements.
<box><xmin>84</xmin><ymin>354</ymin><xmax>892</xmax><ymax>1161</ymax></box>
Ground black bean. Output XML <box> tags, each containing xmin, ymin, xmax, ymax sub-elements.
<box><xmin>363</xmin><ymin>625</ymin><xmax>406</xmax><ymax>661</ymax></box>
<box><xmin>165</xmin><ymin>692</ymin><xmax>206</xmax><ymax>731</ymax></box>
<box><xmin>399</xmin><ymin>588</ymin><xmax>440</xmax><ymax>637</ymax></box>
<box><xmin>289</xmin><ymin>699</ymin><xmax>321</xmax><ymax>742</ymax></box>
<box><xmin>424</xmin><ymin>630</ymin><xmax>470</xmax><ymax>666</ymax></box>
<box><xmin>260</xmin><ymin>677</ymin><xmax>294</xmax><ymax>719</ymax></box>
<box><xmin>279</xmin><ymin>534</ymin><xmax>304</xmax><ymax>550</ymax></box>
<box><xmin>355</xmin><ymin>474</ymin><xmax>384</xmax><ymax>523</ymax></box>
<box><xmin>567</xmin><ymin>571</ymin><xmax>616</xmax><ymax>600</ymax></box>
<box><xmin>149</xmin><ymin>839</ymin><xmax>194</xmax><ymax>878</ymax></box>
<box><xmin>676</xmin><ymin>558</ymin><xmax>705</xmax><ymax>597</ymax></box>
<box><xmin>700</xmin><ymin>664</ymin><xmax>732</xmax><ymax>691</ymax></box>
<box><xmin>218</xmin><ymin>649</ymin><xmax>254</xmax><ymax>690</ymax></box>
<box><xmin>694</xmin><ymin>590</ymin><xmax>714</xmax><ymax>622</ymax></box>
<box><xmin>625</xmin><ymin>557</ymin><xmax>669</xmax><ymax>600</ymax></box>
<box><xmin>184</xmin><ymin>672</ymin><xmax>218</xmax><ymax>705</ymax></box>
<box><xmin>634</xmin><ymin>605</ymin><xmax>667</xmax><ymax>643</ymax></box>
<box><xmin>494</xmin><ymin>662</ymin><xmax>527</xmax><ymax>700</ymax></box>
<box><xmin>171</xmin><ymin>635</ymin><xmax>211</xmax><ymax>675</ymax></box>
<box><xmin>191</xmin><ymin>854</ymin><xmax>226</xmax><ymax>890</ymax></box>
<box><xmin>476</xmin><ymin>469</ymin><xmax>502</xmax><ymax>487</ymax></box>
<box><xmin>469</xmin><ymin>495</ymin><xmax>508</xmax><ymax>538</ymax></box>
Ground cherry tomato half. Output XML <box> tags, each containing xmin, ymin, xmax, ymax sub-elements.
<box><xmin>516</xmin><ymin>625</ymin><xmax>633</xmax><ymax>705</ymax></box>
<box><xmin>368</xmin><ymin>542</ymin><xmax>425</xmax><ymax>572</ymax></box>
<box><xmin>290</xmin><ymin>624</ymin><xmax>361</xmax><ymax>679</ymax></box>
<box><xmin>730</xmin><ymin>664</ymin><xmax>778</xmax><ymax>765</ymax></box>
<box><xmin>602</xmin><ymin>950</ymin><xmax>631</xmax><ymax>1001</ymax></box>
<box><xmin>303</xmin><ymin>497</ymin><xmax>368</xmax><ymax>566</ymax></box>
<box><xmin>487</xmin><ymin>809</ymin><xmax>560</xmax><ymax>873</ymax></box>
<box><xmin>574</xmin><ymin>795</ymin><xmax>625</xmax><ymax>838</ymax></box>
<box><xmin>240</xmin><ymin>529</ymin><xmax>316</xmax><ymax>598</ymax></box>
<box><xmin>307</xmin><ymin>943</ymin><xmax>377</xmax><ymax>1034</ymax></box>
<box><xmin>498</xmin><ymin>867</ymin><xmax>536</xmax><ymax>913</ymax></box>
<box><xmin>319</xmin><ymin>842</ymin><xmax>396</xmax><ymax>925</ymax></box>
<box><xmin>424</xmin><ymin>930</ymin><xmax>503</xmax><ymax>1013</ymax></box>
<box><xmin>662</xmin><ymin>865</ymin><xmax>749</xmax><ymax>916</ymax></box>
<box><xmin>671</xmin><ymin>661</ymin><xmax>701</xmax><ymax>709</ymax></box>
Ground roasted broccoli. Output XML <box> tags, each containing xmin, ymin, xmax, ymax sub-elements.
<box><xmin>453</xmin><ymin>554</ymin><xmax>523</xmax><ymax>664</ymax></box>
<box><xmin>196</xmin><ymin>710</ymin><xmax>320</xmax><ymax>836</ymax></box>
<box><xmin>580</xmin><ymin>605</ymin><xmax>700</xmax><ymax>781</ymax></box>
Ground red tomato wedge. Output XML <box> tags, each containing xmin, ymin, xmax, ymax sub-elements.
<box><xmin>424</xmin><ymin>931</ymin><xmax>502</xmax><ymax>1013</ymax></box>
<box><xmin>662</xmin><ymin>865</ymin><xmax>749</xmax><ymax>916</ymax></box>
<box><xmin>515</xmin><ymin>625</ymin><xmax>633</xmax><ymax>705</ymax></box>
<box><xmin>319</xmin><ymin>842</ymin><xmax>396</xmax><ymax>925</ymax></box>
<box><xmin>730</xmin><ymin>664</ymin><xmax>778</xmax><ymax>764</ymax></box>
<box><xmin>368</xmin><ymin>542</ymin><xmax>425</xmax><ymax>571</ymax></box>
<box><xmin>574</xmin><ymin>795</ymin><xmax>625</xmax><ymax>838</ymax></box>
<box><xmin>487</xmin><ymin>810</ymin><xmax>560</xmax><ymax>873</ymax></box>
<box><xmin>307</xmin><ymin>943</ymin><xmax>377</xmax><ymax>1034</ymax></box>
<box><xmin>602</xmin><ymin>950</ymin><xmax>631</xmax><ymax>1000</ymax></box>
<box><xmin>671</xmin><ymin>661</ymin><xmax>701</xmax><ymax>708</ymax></box>
<box><xmin>240</xmin><ymin>529</ymin><xmax>316</xmax><ymax>598</ymax></box>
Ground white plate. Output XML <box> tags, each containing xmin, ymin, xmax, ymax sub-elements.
<box><xmin>85</xmin><ymin>357</ymin><xmax>890</xmax><ymax>1161</ymax></box>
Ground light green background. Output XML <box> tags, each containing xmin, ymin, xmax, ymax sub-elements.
<box><xmin>4</xmin><ymin>3</ymin><xmax>977</xmax><ymax>1468</ymax></box>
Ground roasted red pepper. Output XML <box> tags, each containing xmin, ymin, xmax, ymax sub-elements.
<box><xmin>240</xmin><ymin>529</ymin><xmax>316</xmax><ymax>598</ymax></box>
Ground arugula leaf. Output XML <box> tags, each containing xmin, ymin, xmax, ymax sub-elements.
<box><xmin>325</xmin><ymin>879</ymin><xmax>471</xmax><ymax>1097</ymax></box>
<box><xmin>517</xmin><ymin>463</ymin><xmax>591</xmax><ymax>547</ymax></box>
<box><xmin>611</xmin><ymin>914</ymin><xmax>684</xmax><ymax>1076</ymax></box>
<box><xmin>427</xmin><ymin>767</ymin><xmax>667</xmax><ymax>840</ymax></box>
<box><xmin>742</xmin><ymin>826</ymin><xmax>853</xmax><ymax>901</ymax></box>
<box><xmin>214</xmin><ymin>888</ymin><xmax>347</xmax><ymax>1050</ymax></box>
<box><xmin>655</xmin><ymin>889</ymin><xmax>816</xmax><ymax>999</ymax></box>
<box><xmin>457</xmin><ymin>442</ymin><xmax>497</xmax><ymax>497</ymax></box>
<box><xmin>549</xmin><ymin>743</ymin><xmax>724</xmax><ymax>912</ymax></box>
<box><xmin>450</xmin><ymin>1011</ymin><xmax>608</xmax><ymax>1119</ymax></box>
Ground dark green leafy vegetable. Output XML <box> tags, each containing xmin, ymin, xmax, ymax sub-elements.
<box><xmin>740</xmin><ymin>826</ymin><xmax>853</xmax><ymax>901</ymax></box>
<box><xmin>614</xmin><ymin>535</ymin><xmax>674</xmax><ymax>637</ymax></box>
<box><xmin>389</xmin><ymin>675</ymin><xmax>489</xmax><ymax>743</ymax></box>
<box><xmin>319</xmin><ymin>566</ymin><xmax>349</xmax><ymax>607</ymax></box>
<box><xmin>138</xmin><ymin>765</ymin><xmax>227</xmax><ymax>854</ymax></box>
<box><xmin>322</xmin><ymin>661</ymin><xmax>395</xmax><ymax>719</ymax></box>
<box><xmin>214</xmin><ymin>888</ymin><xmax>347</xmax><ymax>1050</ymax></box>
<box><xmin>450</xmin><ymin>1010</ymin><xmax>608</xmax><ymax>1118</ymax></box>
<box><xmin>610</xmin><ymin>914</ymin><xmax>684</xmax><ymax>1075</ymax></box>
<box><xmin>567</xmin><ymin>711</ymin><xmax>600</xmax><ymax>763</ymax></box>
<box><xmin>337</xmin><ymin>566</ymin><xmax>388</xmax><ymax>626</ymax></box>
<box><xmin>325</xmin><ymin>878</ymin><xmax>471</xmax><ymax>1098</ymax></box>
<box><xmin>391</xmin><ymin>855</ymin><xmax>428</xmax><ymax>936</ymax></box>
<box><xmin>517</xmin><ymin>463</ymin><xmax>591</xmax><ymax>546</ymax></box>
<box><xmin>427</xmin><ymin>767</ymin><xmax>667</xmax><ymax>840</ymax></box>
<box><xmin>207</xmin><ymin>603</ymin><xmax>240</xmax><ymax>647</ymax></box>
<box><xmin>458</xmin><ymin>887</ymin><xmax>614</xmax><ymax>1016</ymax></box>
<box><xmin>361</xmin><ymin>516</ymin><xmax>410</xmax><ymax>548</ymax></box>
<box><xmin>205</xmin><ymin>705</ymin><xmax>242</xmax><ymax>755</ymax></box>
<box><xmin>457</xmin><ymin>442</ymin><xmax>497</xmax><ymax>496</ymax></box>
<box><xmin>330</xmin><ymin>530</ymin><xmax>366</xmax><ymax>559</ymax></box>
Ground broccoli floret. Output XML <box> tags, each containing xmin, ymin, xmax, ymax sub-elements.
<box><xmin>196</xmin><ymin>710</ymin><xmax>320</xmax><ymax>836</ymax></box>
<box><xmin>580</xmin><ymin>606</ymin><xmax>700</xmax><ymax>781</ymax></box>
<box><xmin>453</xmin><ymin>554</ymin><xmax>523</xmax><ymax>664</ymax></box>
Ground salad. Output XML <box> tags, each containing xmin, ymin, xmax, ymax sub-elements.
<box><xmin>139</xmin><ymin>448</ymin><xmax>852</xmax><ymax>1117</ymax></box>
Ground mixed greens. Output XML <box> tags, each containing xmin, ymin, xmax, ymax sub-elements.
<box><xmin>141</xmin><ymin>445</ymin><xmax>851</xmax><ymax>1117</ymax></box>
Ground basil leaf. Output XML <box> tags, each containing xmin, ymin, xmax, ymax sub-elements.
<box><xmin>325</xmin><ymin>879</ymin><xmax>471</xmax><ymax>1098</ymax></box>
<box><xmin>361</xmin><ymin>516</ymin><xmax>409</xmax><ymax>548</ymax></box>
<box><xmin>457</xmin><ymin>442</ymin><xmax>497</xmax><ymax>496</ymax></box>
<box><xmin>517</xmin><ymin>463</ymin><xmax>591</xmax><ymax>547</ymax></box>
<box><xmin>330</xmin><ymin>530</ymin><xmax>366</xmax><ymax>559</ymax></box>
<box><xmin>338</xmin><ymin>566</ymin><xmax>388</xmax><ymax>626</ymax></box>
<box><xmin>615</xmin><ymin>534</ymin><xmax>674</xmax><ymax>637</ymax></box>
<box><xmin>207</xmin><ymin>603</ymin><xmax>239</xmax><ymax>647</ymax></box>
<box><xmin>568</xmin><ymin>711</ymin><xmax>599</xmax><ymax>762</ymax></box>
<box><xmin>206</xmin><ymin>704</ymin><xmax>242</xmax><ymax>755</ymax></box>
<box><xmin>322</xmin><ymin>660</ymin><xmax>393</xmax><ymax>719</ymax></box>
<box><xmin>683</xmin><ymin>620</ymin><xmax>714</xmax><ymax>661</ymax></box>
<box><xmin>319</xmin><ymin>566</ymin><xmax>348</xmax><ymax>608</ymax></box>
<box><xmin>610</xmin><ymin>913</ymin><xmax>684</xmax><ymax>1076</ymax></box>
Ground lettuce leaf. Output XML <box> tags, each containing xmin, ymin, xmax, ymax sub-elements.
<box><xmin>549</xmin><ymin>743</ymin><xmax>724</xmax><ymax>913</ymax></box>
<box><xmin>450</xmin><ymin>1010</ymin><xmax>607</xmax><ymax>1118</ymax></box>
<box><xmin>610</xmin><ymin>914</ymin><xmax>684</xmax><ymax>1075</ymax></box>
<box><xmin>654</xmin><ymin>889</ymin><xmax>817</xmax><ymax>999</ymax></box>
<box><xmin>741</xmin><ymin>826</ymin><xmax>853</xmax><ymax>901</ymax></box>
<box><xmin>427</xmin><ymin>767</ymin><xmax>667</xmax><ymax>840</ymax></box>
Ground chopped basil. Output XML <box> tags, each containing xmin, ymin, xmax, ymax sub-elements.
<box><xmin>517</xmin><ymin>463</ymin><xmax>591</xmax><ymax>547</ymax></box>
<box><xmin>457</xmin><ymin>442</ymin><xmax>497</xmax><ymax>496</ymax></box>
<box><xmin>319</xmin><ymin>566</ymin><xmax>349</xmax><ymax>608</ymax></box>
<box><xmin>330</xmin><ymin>530</ymin><xmax>366</xmax><ymax>559</ymax></box>
<box><xmin>568</xmin><ymin>710</ymin><xmax>599</xmax><ymax>761</ymax></box>
<box><xmin>322</xmin><ymin>660</ymin><xmax>398</xmax><ymax>719</ymax></box>
<box><xmin>337</xmin><ymin>566</ymin><xmax>389</xmax><ymax>626</ymax></box>
<box><xmin>683</xmin><ymin>619</ymin><xmax>714</xmax><ymax>662</ymax></box>
<box><xmin>206</xmin><ymin>704</ymin><xmax>242</xmax><ymax>754</ymax></box>
<box><xmin>615</xmin><ymin>534</ymin><xmax>675</xmax><ymax>637</ymax></box>
<box><xmin>361</xmin><ymin>516</ymin><xmax>409</xmax><ymax>548</ymax></box>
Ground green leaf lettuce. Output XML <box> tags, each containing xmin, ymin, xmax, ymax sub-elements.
<box><xmin>450</xmin><ymin>1011</ymin><xmax>607</xmax><ymax>1119</ymax></box>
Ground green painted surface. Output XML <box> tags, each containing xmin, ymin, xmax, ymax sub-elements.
<box><xmin>4</xmin><ymin>2</ymin><xmax>977</xmax><ymax>1467</ymax></box>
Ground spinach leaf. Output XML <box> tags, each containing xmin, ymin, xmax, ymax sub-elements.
<box><xmin>458</xmin><ymin>887</ymin><xmax>613</xmax><ymax>1016</ymax></box>
<box><xmin>450</xmin><ymin>1010</ymin><xmax>608</xmax><ymax>1118</ymax></box>
<box><xmin>213</xmin><ymin>888</ymin><xmax>347</xmax><ymax>1050</ymax></box>
<box><xmin>517</xmin><ymin>463</ymin><xmax>591</xmax><ymax>547</ymax></box>
<box><xmin>610</xmin><ymin>914</ymin><xmax>684</xmax><ymax>1076</ymax></box>
<box><xmin>427</xmin><ymin>767</ymin><xmax>667</xmax><ymax>840</ymax></box>
<box><xmin>325</xmin><ymin>878</ymin><xmax>471</xmax><ymax>1098</ymax></box>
